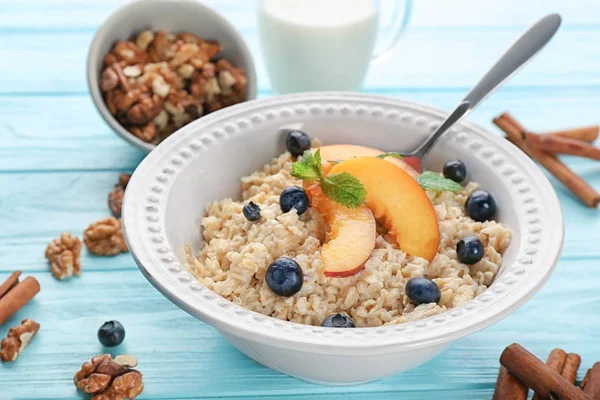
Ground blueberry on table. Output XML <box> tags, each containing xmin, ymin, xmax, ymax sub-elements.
<box><xmin>466</xmin><ymin>190</ymin><xmax>497</xmax><ymax>222</ymax></box>
<box><xmin>286</xmin><ymin>130</ymin><xmax>311</xmax><ymax>157</ymax></box>
<box><xmin>457</xmin><ymin>236</ymin><xmax>485</xmax><ymax>264</ymax></box>
<box><xmin>243</xmin><ymin>201</ymin><xmax>261</xmax><ymax>222</ymax></box>
<box><xmin>98</xmin><ymin>320</ymin><xmax>125</xmax><ymax>347</ymax></box>
<box><xmin>322</xmin><ymin>314</ymin><xmax>355</xmax><ymax>328</ymax></box>
<box><xmin>405</xmin><ymin>277</ymin><xmax>441</xmax><ymax>305</ymax></box>
<box><xmin>280</xmin><ymin>186</ymin><xmax>309</xmax><ymax>215</ymax></box>
<box><xmin>265</xmin><ymin>257</ymin><xmax>303</xmax><ymax>297</ymax></box>
<box><xmin>443</xmin><ymin>160</ymin><xmax>467</xmax><ymax>183</ymax></box>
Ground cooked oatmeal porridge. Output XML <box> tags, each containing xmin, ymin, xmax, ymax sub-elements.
<box><xmin>185</xmin><ymin>135</ymin><xmax>511</xmax><ymax>328</ymax></box>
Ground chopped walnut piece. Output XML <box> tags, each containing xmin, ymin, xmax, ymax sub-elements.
<box><xmin>128</xmin><ymin>123</ymin><xmax>158</xmax><ymax>143</ymax></box>
<box><xmin>200</xmin><ymin>39</ymin><xmax>222</xmax><ymax>59</ymax></box>
<box><xmin>123</xmin><ymin>65</ymin><xmax>142</xmax><ymax>78</ymax></box>
<box><xmin>216</xmin><ymin>58</ymin><xmax>248</xmax><ymax>92</ymax></box>
<box><xmin>74</xmin><ymin>354</ymin><xmax>113</xmax><ymax>383</ymax></box>
<box><xmin>108</xmin><ymin>173</ymin><xmax>131</xmax><ymax>217</ymax></box>
<box><xmin>0</xmin><ymin>319</ymin><xmax>40</xmax><ymax>362</ymax></box>
<box><xmin>100</xmin><ymin>67</ymin><xmax>119</xmax><ymax>92</ymax></box>
<box><xmin>147</xmin><ymin>30</ymin><xmax>171</xmax><ymax>62</ymax></box>
<box><xmin>126</xmin><ymin>93</ymin><xmax>163</xmax><ymax>126</ymax></box>
<box><xmin>45</xmin><ymin>232</ymin><xmax>82</xmax><ymax>280</ymax></box>
<box><xmin>218</xmin><ymin>70</ymin><xmax>236</xmax><ymax>95</ymax></box>
<box><xmin>169</xmin><ymin>43</ymin><xmax>199</xmax><ymax>68</ymax></box>
<box><xmin>177</xmin><ymin>63</ymin><xmax>195</xmax><ymax>79</ymax></box>
<box><xmin>135</xmin><ymin>30</ymin><xmax>155</xmax><ymax>51</ymax></box>
<box><xmin>114</xmin><ymin>354</ymin><xmax>138</xmax><ymax>368</ymax></box>
<box><xmin>151</xmin><ymin>75</ymin><xmax>171</xmax><ymax>98</ymax></box>
<box><xmin>92</xmin><ymin>371</ymin><xmax>144</xmax><ymax>400</ymax></box>
<box><xmin>77</xmin><ymin>373</ymin><xmax>111</xmax><ymax>393</ymax></box>
<box><xmin>112</xmin><ymin>41</ymin><xmax>147</xmax><ymax>65</ymax></box>
<box><xmin>74</xmin><ymin>354</ymin><xmax>143</xmax><ymax>400</ymax></box>
<box><xmin>84</xmin><ymin>217</ymin><xmax>128</xmax><ymax>256</ymax></box>
<box><xmin>153</xmin><ymin>109</ymin><xmax>169</xmax><ymax>132</ymax></box>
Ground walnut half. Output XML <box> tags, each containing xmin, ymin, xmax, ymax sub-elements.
<box><xmin>74</xmin><ymin>354</ymin><xmax>143</xmax><ymax>400</ymax></box>
<box><xmin>0</xmin><ymin>319</ymin><xmax>40</xmax><ymax>362</ymax></box>
<box><xmin>84</xmin><ymin>217</ymin><xmax>129</xmax><ymax>256</ymax></box>
<box><xmin>108</xmin><ymin>173</ymin><xmax>131</xmax><ymax>217</ymax></box>
<box><xmin>45</xmin><ymin>232</ymin><xmax>82</xmax><ymax>280</ymax></box>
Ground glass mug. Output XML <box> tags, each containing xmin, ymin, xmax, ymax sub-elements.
<box><xmin>258</xmin><ymin>0</ymin><xmax>412</xmax><ymax>94</ymax></box>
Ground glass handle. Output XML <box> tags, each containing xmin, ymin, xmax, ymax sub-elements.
<box><xmin>371</xmin><ymin>0</ymin><xmax>412</xmax><ymax>63</ymax></box>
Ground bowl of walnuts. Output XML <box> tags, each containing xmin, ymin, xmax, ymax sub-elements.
<box><xmin>87</xmin><ymin>0</ymin><xmax>257</xmax><ymax>152</ymax></box>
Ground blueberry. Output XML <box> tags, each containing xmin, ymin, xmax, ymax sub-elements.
<box><xmin>243</xmin><ymin>201</ymin><xmax>261</xmax><ymax>222</ymax></box>
<box><xmin>443</xmin><ymin>160</ymin><xmax>467</xmax><ymax>183</ymax></box>
<box><xmin>280</xmin><ymin>186</ymin><xmax>309</xmax><ymax>215</ymax></box>
<box><xmin>265</xmin><ymin>257</ymin><xmax>303</xmax><ymax>297</ymax></box>
<box><xmin>322</xmin><ymin>314</ymin><xmax>355</xmax><ymax>328</ymax></box>
<box><xmin>405</xmin><ymin>277</ymin><xmax>441</xmax><ymax>305</ymax></box>
<box><xmin>98</xmin><ymin>320</ymin><xmax>125</xmax><ymax>347</ymax></box>
<box><xmin>285</xmin><ymin>130</ymin><xmax>311</xmax><ymax>157</ymax></box>
<box><xmin>457</xmin><ymin>236</ymin><xmax>484</xmax><ymax>264</ymax></box>
<box><xmin>466</xmin><ymin>190</ymin><xmax>496</xmax><ymax>222</ymax></box>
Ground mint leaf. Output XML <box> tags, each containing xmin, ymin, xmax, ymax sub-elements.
<box><xmin>292</xmin><ymin>150</ymin><xmax>367</xmax><ymax>207</ymax></box>
<box><xmin>291</xmin><ymin>162</ymin><xmax>319</xmax><ymax>181</ymax></box>
<box><xmin>313</xmin><ymin>149</ymin><xmax>323</xmax><ymax>177</ymax></box>
<box><xmin>376</xmin><ymin>152</ymin><xmax>404</xmax><ymax>160</ymax></box>
<box><xmin>300</xmin><ymin>149</ymin><xmax>316</xmax><ymax>168</ymax></box>
<box><xmin>321</xmin><ymin>172</ymin><xmax>366</xmax><ymax>208</ymax></box>
<box><xmin>416</xmin><ymin>171</ymin><xmax>462</xmax><ymax>192</ymax></box>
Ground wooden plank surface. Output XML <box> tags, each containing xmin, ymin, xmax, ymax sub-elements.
<box><xmin>1</xmin><ymin>0</ymin><xmax>599</xmax><ymax>399</ymax></box>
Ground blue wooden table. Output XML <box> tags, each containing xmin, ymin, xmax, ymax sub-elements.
<box><xmin>1</xmin><ymin>1</ymin><xmax>599</xmax><ymax>398</ymax></box>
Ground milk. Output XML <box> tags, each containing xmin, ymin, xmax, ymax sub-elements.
<box><xmin>258</xmin><ymin>0</ymin><xmax>380</xmax><ymax>94</ymax></box>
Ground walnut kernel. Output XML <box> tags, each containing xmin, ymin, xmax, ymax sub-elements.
<box><xmin>74</xmin><ymin>354</ymin><xmax>143</xmax><ymax>400</ymax></box>
<box><xmin>0</xmin><ymin>319</ymin><xmax>40</xmax><ymax>362</ymax></box>
<box><xmin>84</xmin><ymin>217</ymin><xmax>128</xmax><ymax>256</ymax></box>
<box><xmin>45</xmin><ymin>232</ymin><xmax>82</xmax><ymax>280</ymax></box>
<box><xmin>108</xmin><ymin>173</ymin><xmax>131</xmax><ymax>217</ymax></box>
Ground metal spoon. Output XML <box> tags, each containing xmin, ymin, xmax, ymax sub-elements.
<box><xmin>401</xmin><ymin>13</ymin><xmax>562</xmax><ymax>161</ymax></box>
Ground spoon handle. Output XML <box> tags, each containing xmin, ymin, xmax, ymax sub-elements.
<box><xmin>463</xmin><ymin>13</ymin><xmax>561</xmax><ymax>108</ymax></box>
<box><xmin>414</xmin><ymin>13</ymin><xmax>562</xmax><ymax>159</ymax></box>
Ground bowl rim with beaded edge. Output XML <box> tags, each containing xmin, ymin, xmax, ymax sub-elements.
<box><xmin>122</xmin><ymin>92</ymin><xmax>563</xmax><ymax>355</ymax></box>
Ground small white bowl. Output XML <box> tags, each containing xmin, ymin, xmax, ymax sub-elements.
<box><xmin>123</xmin><ymin>92</ymin><xmax>563</xmax><ymax>384</ymax></box>
<box><xmin>87</xmin><ymin>0</ymin><xmax>257</xmax><ymax>153</ymax></box>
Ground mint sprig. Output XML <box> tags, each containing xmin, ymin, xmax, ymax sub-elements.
<box><xmin>375</xmin><ymin>152</ymin><xmax>404</xmax><ymax>160</ymax></box>
<box><xmin>416</xmin><ymin>171</ymin><xmax>462</xmax><ymax>192</ymax></box>
<box><xmin>321</xmin><ymin>172</ymin><xmax>367</xmax><ymax>209</ymax></box>
<box><xmin>291</xmin><ymin>149</ymin><xmax>366</xmax><ymax>208</ymax></box>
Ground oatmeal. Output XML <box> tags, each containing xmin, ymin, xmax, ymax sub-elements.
<box><xmin>185</xmin><ymin>136</ymin><xmax>511</xmax><ymax>328</ymax></box>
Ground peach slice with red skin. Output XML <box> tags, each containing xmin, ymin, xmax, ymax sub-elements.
<box><xmin>315</xmin><ymin>144</ymin><xmax>421</xmax><ymax>177</ymax></box>
<box><xmin>305</xmin><ymin>184</ymin><xmax>376</xmax><ymax>277</ymax></box>
<box><xmin>328</xmin><ymin>157</ymin><xmax>439</xmax><ymax>261</ymax></box>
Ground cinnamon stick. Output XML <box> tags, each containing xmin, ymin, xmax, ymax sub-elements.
<box><xmin>532</xmin><ymin>349</ymin><xmax>567</xmax><ymax>400</ymax></box>
<box><xmin>543</xmin><ymin>126</ymin><xmax>599</xmax><ymax>143</ymax></box>
<box><xmin>500</xmin><ymin>344</ymin><xmax>591</xmax><ymax>400</ymax></box>
<box><xmin>0</xmin><ymin>271</ymin><xmax>21</xmax><ymax>299</ymax></box>
<box><xmin>527</xmin><ymin>133</ymin><xmax>600</xmax><ymax>161</ymax></box>
<box><xmin>493</xmin><ymin>113</ymin><xmax>600</xmax><ymax>208</ymax></box>
<box><xmin>561</xmin><ymin>353</ymin><xmax>582</xmax><ymax>385</ymax></box>
<box><xmin>581</xmin><ymin>363</ymin><xmax>600</xmax><ymax>399</ymax></box>
<box><xmin>492</xmin><ymin>365</ymin><xmax>528</xmax><ymax>400</ymax></box>
<box><xmin>0</xmin><ymin>276</ymin><xmax>40</xmax><ymax>325</ymax></box>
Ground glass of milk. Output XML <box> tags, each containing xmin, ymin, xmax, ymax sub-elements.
<box><xmin>258</xmin><ymin>0</ymin><xmax>412</xmax><ymax>94</ymax></box>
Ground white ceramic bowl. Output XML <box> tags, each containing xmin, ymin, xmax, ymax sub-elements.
<box><xmin>87</xmin><ymin>0</ymin><xmax>257</xmax><ymax>153</ymax></box>
<box><xmin>123</xmin><ymin>92</ymin><xmax>563</xmax><ymax>384</ymax></box>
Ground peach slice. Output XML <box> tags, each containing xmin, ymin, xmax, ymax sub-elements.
<box><xmin>305</xmin><ymin>184</ymin><xmax>376</xmax><ymax>277</ymax></box>
<box><xmin>315</xmin><ymin>144</ymin><xmax>421</xmax><ymax>177</ymax></box>
<box><xmin>329</xmin><ymin>157</ymin><xmax>439</xmax><ymax>261</ymax></box>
